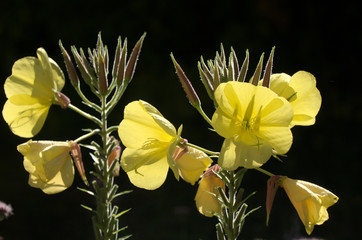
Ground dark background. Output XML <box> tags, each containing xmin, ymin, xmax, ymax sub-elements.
<box><xmin>0</xmin><ymin>0</ymin><xmax>360</xmax><ymax>239</ymax></box>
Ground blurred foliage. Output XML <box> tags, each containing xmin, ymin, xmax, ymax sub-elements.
<box><xmin>0</xmin><ymin>0</ymin><xmax>360</xmax><ymax>239</ymax></box>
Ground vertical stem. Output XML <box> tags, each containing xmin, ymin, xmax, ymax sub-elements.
<box><xmin>92</xmin><ymin>94</ymin><xmax>119</xmax><ymax>240</ymax></box>
<box><xmin>227</xmin><ymin>171</ymin><xmax>236</xmax><ymax>240</ymax></box>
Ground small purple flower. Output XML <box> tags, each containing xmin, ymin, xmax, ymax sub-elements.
<box><xmin>0</xmin><ymin>201</ymin><xmax>13</xmax><ymax>221</ymax></box>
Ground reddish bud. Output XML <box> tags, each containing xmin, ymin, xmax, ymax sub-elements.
<box><xmin>54</xmin><ymin>91</ymin><xmax>71</xmax><ymax>109</ymax></box>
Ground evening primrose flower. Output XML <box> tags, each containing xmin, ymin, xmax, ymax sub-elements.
<box><xmin>2</xmin><ymin>48</ymin><xmax>65</xmax><ymax>138</ymax></box>
<box><xmin>281</xmin><ymin>177</ymin><xmax>339</xmax><ymax>235</ymax></box>
<box><xmin>267</xmin><ymin>71</ymin><xmax>321</xmax><ymax>126</ymax></box>
<box><xmin>118</xmin><ymin>100</ymin><xmax>182</xmax><ymax>190</ymax></box>
<box><xmin>173</xmin><ymin>145</ymin><xmax>213</xmax><ymax>185</ymax></box>
<box><xmin>17</xmin><ymin>140</ymin><xmax>74</xmax><ymax>194</ymax></box>
<box><xmin>195</xmin><ymin>164</ymin><xmax>224</xmax><ymax>217</ymax></box>
<box><xmin>212</xmin><ymin>82</ymin><xmax>293</xmax><ymax>170</ymax></box>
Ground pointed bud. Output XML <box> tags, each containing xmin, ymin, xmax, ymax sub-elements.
<box><xmin>70</xmin><ymin>47</ymin><xmax>94</xmax><ymax>86</ymax></box>
<box><xmin>116</xmin><ymin>39</ymin><xmax>127</xmax><ymax>86</ymax></box>
<box><xmin>54</xmin><ymin>91</ymin><xmax>71</xmax><ymax>109</ymax></box>
<box><xmin>237</xmin><ymin>50</ymin><xmax>249</xmax><ymax>82</ymax></box>
<box><xmin>250</xmin><ymin>53</ymin><xmax>264</xmax><ymax>85</ymax></box>
<box><xmin>98</xmin><ymin>53</ymin><xmax>108</xmax><ymax>95</ymax></box>
<box><xmin>124</xmin><ymin>32</ymin><xmax>146</xmax><ymax>84</ymax></box>
<box><xmin>59</xmin><ymin>41</ymin><xmax>79</xmax><ymax>87</ymax></box>
<box><xmin>266</xmin><ymin>175</ymin><xmax>282</xmax><ymax>226</ymax></box>
<box><xmin>198</xmin><ymin>58</ymin><xmax>214</xmax><ymax>100</ymax></box>
<box><xmin>171</xmin><ymin>53</ymin><xmax>201</xmax><ymax>108</ymax></box>
<box><xmin>107</xmin><ymin>144</ymin><xmax>121</xmax><ymax>177</ymax></box>
<box><xmin>262</xmin><ymin>47</ymin><xmax>275</xmax><ymax>88</ymax></box>
<box><xmin>70</xmin><ymin>141</ymin><xmax>88</xmax><ymax>186</ymax></box>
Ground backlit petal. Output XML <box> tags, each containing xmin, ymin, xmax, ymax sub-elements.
<box><xmin>125</xmin><ymin>154</ymin><xmax>169</xmax><ymax>190</ymax></box>
<box><xmin>119</xmin><ymin>100</ymin><xmax>176</xmax><ymax>149</ymax></box>
<box><xmin>3</xmin><ymin>101</ymin><xmax>49</xmax><ymax>138</ymax></box>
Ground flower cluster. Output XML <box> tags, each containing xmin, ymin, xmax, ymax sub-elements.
<box><xmin>2</xmin><ymin>36</ymin><xmax>338</xmax><ymax>239</ymax></box>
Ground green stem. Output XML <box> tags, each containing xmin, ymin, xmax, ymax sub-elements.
<box><xmin>74</xmin><ymin>129</ymin><xmax>101</xmax><ymax>143</ymax></box>
<box><xmin>74</xmin><ymin>85</ymin><xmax>102</xmax><ymax>112</ymax></box>
<box><xmin>195</xmin><ymin>105</ymin><xmax>212</xmax><ymax>126</ymax></box>
<box><xmin>68</xmin><ymin>103</ymin><xmax>102</xmax><ymax>126</ymax></box>
<box><xmin>185</xmin><ymin>142</ymin><xmax>219</xmax><ymax>156</ymax></box>
<box><xmin>255</xmin><ymin>167</ymin><xmax>275</xmax><ymax>177</ymax></box>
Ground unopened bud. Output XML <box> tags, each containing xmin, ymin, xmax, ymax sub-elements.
<box><xmin>54</xmin><ymin>91</ymin><xmax>71</xmax><ymax>109</ymax></box>
<box><xmin>170</xmin><ymin>53</ymin><xmax>201</xmax><ymax>108</ymax></box>
<box><xmin>124</xmin><ymin>32</ymin><xmax>146</xmax><ymax>84</ymax></box>
<box><xmin>59</xmin><ymin>41</ymin><xmax>80</xmax><ymax>87</ymax></box>
<box><xmin>98</xmin><ymin>53</ymin><xmax>108</xmax><ymax>95</ymax></box>
<box><xmin>70</xmin><ymin>141</ymin><xmax>88</xmax><ymax>186</ymax></box>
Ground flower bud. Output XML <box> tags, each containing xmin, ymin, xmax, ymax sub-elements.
<box><xmin>54</xmin><ymin>91</ymin><xmax>71</xmax><ymax>109</ymax></box>
<box><xmin>171</xmin><ymin>53</ymin><xmax>201</xmax><ymax>108</ymax></box>
<box><xmin>98</xmin><ymin>53</ymin><xmax>108</xmax><ymax>95</ymax></box>
<box><xmin>124</xmin><ymin>33</ymin><xmax>146</xmax><ymax>84</ymax></box>
<box><xmin>70</xmin><ymin>141</ymin><xmax>88</xmax><ymax>186</ymax></box>
<box><xmin>59</xmin><ymin>41</ymin><xmax>80</xmax><ymax>87</ymax></box>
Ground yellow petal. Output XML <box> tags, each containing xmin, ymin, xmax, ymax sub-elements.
<box><xmin>195</xmin><ymin>171</ymin><xmax>224</xmax><ymax>217</ymax></box>
<box><xmin>3</xmin><ymin>101</ymin><xmax>50</xmax><ymax>138</ymax></box>
<box><xmin>18</xmin><ymin>140</ymin><xmax>74</xmax><ymax>194</ymax></box>
<box><xmin>288</xmin><ymin>71</ymin><xmax>321</xmax><ymax>126</ymax></box>
<box><xmin>124</xmin><ymin>151</ymin><xmax>170</xmax><ymax>190</ymax></box>
<box><xmin>176</xmin><ymin>147</ymin><xmax>212</xmax><ymax>185</ymax></box>
<box><xmin>4</xmin><ymin>48</ymin><xmax>64</xmax><ymax>101</ymax></box>
<box><xmin>119</xmin><ymin>100</ymin><xmax>176</xmax><ymax>149</ymax></box>
<box><xmin>282</xmin><ymin>177</ymin><xmax>338</xmax><ymax>235</ymax></box>
<box><xmin>218</xmin><ymin>138</ymin><xmax>273</xmax><ymax>170</ymax></box>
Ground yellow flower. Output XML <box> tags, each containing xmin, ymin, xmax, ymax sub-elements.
<box><xmin>173</xmin><ymin>146</ymin><xmax>213</xmax><ymax>185</ymax></box>
<box><xmin>267</xmin><ymin>71</ymin><xmax>321</xmax><ymax>126</ymax></box>
<box><xmin>119</xmin><ymin>100</ymin><xmax>182</xmax><ymax>190</ymax></box>
<box><xmin>281</xmin><ymin>177</ymin><xmax>339</xmax><ymax>235</ymax></box>
<box><xmin>17</xmin><ymin>140</ymin><xmax>74</xmax><ymax>194</ymax></box>
<box><xmin>212</xmin><ymin>82</ymin><xmax>293</xmax><ymax>170</ymax></box>
<box><xmin>2</xmin><ymin>48</ymin><xmax>65</xmax><ymax>138</ymax></box>
<box><xmin>195</xmin><ymin>164</ymin><xmax>224</xmax><ymax>217</ymax></box>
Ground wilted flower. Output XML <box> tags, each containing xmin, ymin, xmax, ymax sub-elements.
<box><xmin>212</xmin><ymin>81</ymin><xmax>293</xmax><ymax>170</ymax></box>
<box><xmin>118</xmin><ymin>100</ymin><xmax>182</xmax><ymax>190</ymax></box>
<box><xmin>281</xmin><ymin>177</ymin><xmax>339</xmax><ymax>235</ymax></box>
<box><xmin>173</xmin><ymin>145</ymin><xmax>212</xmax><ymax>185</ymax></box>
<box><xmin>195</xmin><ymin>164</ymin><xmax>225</xmax><ymax>217</ymax></box>
<box><xmin>17</xmin><ymin>140</ymin><xmax>74</xmax><ymax>194</ymax></box>
<box><xmin>2</xmin><ymin>48</ymin><xmax>65</xmax><ymax>138</ymax></box>
<box><xmin>267</xmin><ymin>71</ymin><xmax>321</xmax><ymax>126</ymax></box>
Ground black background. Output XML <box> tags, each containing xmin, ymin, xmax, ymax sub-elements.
<box><xmin>0</xmin><ymin>0</ymin><xmax>360</xmax><ymax>239</ymax></box>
